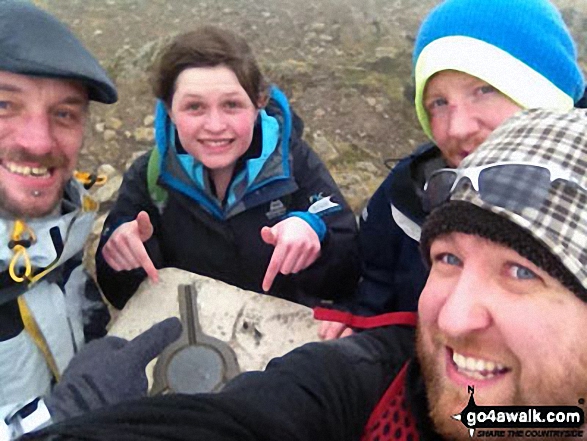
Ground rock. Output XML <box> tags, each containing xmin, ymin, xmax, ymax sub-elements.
<box><xmin>97</xmin><ymin>163</ymin><xmax>118</xmax><ymax>178</ymax></box>
<box><xmin>309</xmin><ymin>22</ymin><xmax>326</xmax><ymax>31</ymax></box>
<box><xmin>314</xmin><ymin>108</ymin><xmax>326</xmax><ymax>118</ymax></box>
<box><xmin>93</xmin><ymin>174</ymin><xmax>123</xmax><ymax>203</ymax></box>
<box><xmin>355</xmin><ymin>161</ymin><xmax>379</xmax><ymax>174</ymax></box>
<box><xmin>107</xmin><ymin>268</ymin><xmax>322</xmax><ymax>385</ymax></box>
<box><xmin>143</xmin><ymin>115</ymin><xmax>155</xmax><ymax>126</ymax></box>
<box><xmin>312</xmin><ymin>132</ymin><xmax>339</xmax><ymax>162</ymax></box>
<box><xmin>103</xmin><ymin>129</ymin><xmax>117</xmax><ymax>142</ymax></box>
<box><xmin>366</xmin><ymin>97</ymin><xmax>377</xmax><ymax>107</ymax></box>
<box><xmin>126</xmin><ymin>149</ymin><xmax>150</xmax><ymax>169</ymax></box>
<box><xmin>94</xmin><ymin>122</ymin><xmax>105</xmax><ymax>133</ymax></box>
<box><xmin>106</xmin><ymin>117</ymin><xmax>123</xmax><ymax>130</ymax></box>
<box><xmin>83</xmin><ymin>213</ymin><xmax>108</xmax><ymax>277</ymax></box>
<box><xmin>375</xmin><ymin>46</ymin><xmax>399</xmax><ymax>59</ymax></box>
<box><xmin>91</xmin><ymin>213</ymin><xmax>108</xmax><ymax>238</ymax></box>
<box><xmin>134</xmin><ymin>127</ymin><xmax>155</xmax><ymax>143</ymax></box>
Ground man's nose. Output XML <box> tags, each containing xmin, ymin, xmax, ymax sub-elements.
<box><xmin>15</xmin><ymin>113</ymin><xmax>56</xmax><ymax>155</ymax></box>
<box><xmin>447</xmin><ymin>105</ymin><xmax>480</xmax><ymax>141</ymax></box>
<box><xmin>437</xmin><ymin>269</ymin><xmax>492</xmax><ymax>338</ymax></box>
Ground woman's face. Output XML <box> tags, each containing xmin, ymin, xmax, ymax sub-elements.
<box><xmin>169</xmin><ymin>65</ymin><xmax>259</xmax><ymax>175</ymax></box>
<box><xmin>424</xmin><ymin>70</ymin><xmax>522</xmax><ymax>167</ymax></box>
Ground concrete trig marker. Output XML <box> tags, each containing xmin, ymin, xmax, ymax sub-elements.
<box><xmin>151</xmin><ymin>283</ymin><xmax>240</xmax><ymax>395</ymax></box>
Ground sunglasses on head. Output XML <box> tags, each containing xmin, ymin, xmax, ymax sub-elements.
<box><xmin>422</xmin><ymin>161</ymin><xmax>586</xmax><ymax>213</ymax></box>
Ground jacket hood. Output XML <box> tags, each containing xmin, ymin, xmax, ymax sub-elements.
<box><xmin>153</xmin><ymin>86</ymin><xmax>297</xmax><ymax>219</ymax></box>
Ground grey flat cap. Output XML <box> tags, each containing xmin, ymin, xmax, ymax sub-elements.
<box><xmin>0</xmin><ymin>0</ymin><xmax>117</xmax><ymax>103</ymax></box>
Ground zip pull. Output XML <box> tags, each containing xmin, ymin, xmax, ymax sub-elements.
<box><xmin>73</xmin><ymin>170</ymin><xmax>107</xmax><ymax>190</ymax></box>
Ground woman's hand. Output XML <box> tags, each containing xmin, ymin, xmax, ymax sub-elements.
<box><xmin>101</xmin><ymin>211</ymin><xmax>159</xmax><ymax>283</ymax></box>
<box><xmin>261</xmin><ymin>217</ymin><xmax>321</xmax><ymax>291</ymax></box>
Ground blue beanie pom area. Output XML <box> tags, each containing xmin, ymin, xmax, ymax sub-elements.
<box><xmin>413</xmin><ymin>0</ymin><xmax>585</xmax><ymax>140</ymax></box>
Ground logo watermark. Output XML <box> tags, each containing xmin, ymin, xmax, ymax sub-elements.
<box><xmin>452</xmin><ymin>386</ymin><xmax>585</xmax><ymax>438</ymax></box>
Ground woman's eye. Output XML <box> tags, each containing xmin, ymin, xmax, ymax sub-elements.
<box><xmin>508</xmin><ymin>264</ymin><xmax>537</xmax><ymax>280</ymax></box>
<box><xmin>224</xmin><ymin>100</ymin><xmax>241</xmax><ymax>109</ymax></box>
<box><xmin>188</xmin><ymin>103</ymin><xmax>201</xmax><ymax>111</ymax></box>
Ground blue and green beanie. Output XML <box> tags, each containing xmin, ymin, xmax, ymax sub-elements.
<box><xmin>413</xmin><ymin>0</ymin><xmax>584</xmax><ymax>140</ymax></box>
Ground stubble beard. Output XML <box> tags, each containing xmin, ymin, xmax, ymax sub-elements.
<box><xmin>0</xmin><ymin>148</ymin><xmax>68</xmax><ymax>218</ymax></box>
<box><xmin>416</xmin><ymin>328</ymin><xmax>587</xmax><ymax>441</ymax></box>
<box><xmin>0</xmin><ymin>180</ymin><xmax>65</xmax><ymax>218</ymax></box>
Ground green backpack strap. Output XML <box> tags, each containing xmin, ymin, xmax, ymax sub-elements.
<box><xmin>147</xmin><ymin>148</ymin><xmax>168</xmax><ymax>206</ymax></box>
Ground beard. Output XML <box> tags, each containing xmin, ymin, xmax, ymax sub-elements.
<box><xmin>0</xmin><ymin>178</ymin><xmax>66</xmax><ymax>218</ymax></box>
<box><xmin>416</xmin><ymin>327</ymin><xmax>587</xmax><ymax>441</ymax></box>
<box><xmin>0</xmin><ymin>148</ymin><xmax>69</xmax><ymax>218</ymax></box>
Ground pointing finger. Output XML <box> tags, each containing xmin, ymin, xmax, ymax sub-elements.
<box><xmin>262</xmin><ymin>244</ymin><xmax>286</xmax><ymax>292</ymax></box>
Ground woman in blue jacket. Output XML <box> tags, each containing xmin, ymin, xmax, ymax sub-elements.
<box><xmin>96</xmin><ymin>26</ymin><xmax>359</xmax><ymax>309</ymax></box>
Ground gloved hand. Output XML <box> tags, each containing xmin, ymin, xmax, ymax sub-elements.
<box><xmin>45</xmin><ymin>317</ymin><xmax>182</xmax><ymax>422</ymax></box>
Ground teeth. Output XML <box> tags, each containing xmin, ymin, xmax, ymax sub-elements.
<box><xmin>202</xmin><ymin>139</ymin><xmax>231</xmax><ymax>146</ymax></box>
<box><xmin>3</xmin><ymin>162</ymin><xmax>50</xmax><ymax>177</ymax></box>
<box><xmin>452</xmin><ymin>351</ymin><xmax>506</xmax><ymax>379</ymax></box>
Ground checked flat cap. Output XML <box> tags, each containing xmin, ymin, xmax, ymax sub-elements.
<box><xmin>423</xmin><ymin>108</ymin><xmax>587</xmax><ymax>297</ymax></box>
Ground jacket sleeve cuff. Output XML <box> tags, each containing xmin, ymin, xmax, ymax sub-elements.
<box><xmin>286</xmin><ymin>211</ymin><xmax>327</xmax><ymax>242</ymax></box>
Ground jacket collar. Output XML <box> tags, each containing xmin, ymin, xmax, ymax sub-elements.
<box><xmin>154</xmin><ymin>86</ymin><xmax>294</xmax><ymax>220</ymax></box>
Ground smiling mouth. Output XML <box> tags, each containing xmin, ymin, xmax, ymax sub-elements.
<box><xmin>2</xmin><ymin>161</ymin><xmax>52</xmax><ymax>178</ymax></box>
<box><xmin>451</xmin><ymin>349</ymin><xmax>510</xmax><ymax>380</ymax></box>
<box><xmin>200</xmin><ymin>139</ymin><xmax>234</xmax><ymax>147</ymax></box>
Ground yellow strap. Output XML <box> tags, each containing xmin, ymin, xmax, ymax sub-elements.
<box><xmin>17</xmin><ymin>296</ymin><xmax>61</xmax><ymax>382</ymax></box>
<box><xmin>8</xmin><ymin>220</ymin><xmax>36</xmax><ymax>283</ymax></box>
<box><xmin>9</xmin><ymin>245</ymin><xmax>31</xmax><ymax>282</ymax></box>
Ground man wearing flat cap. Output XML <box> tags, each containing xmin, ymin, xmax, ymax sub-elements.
<box><xmin>0</xmin><ymin>2</ymin><xmax>181</xmax><ymax>439</ymax></box>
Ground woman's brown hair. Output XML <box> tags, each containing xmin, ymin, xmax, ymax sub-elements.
<box><xmin>152</xmin><ymin>26</ymin><xmax>268</xmax><ymax>108</ymax></box>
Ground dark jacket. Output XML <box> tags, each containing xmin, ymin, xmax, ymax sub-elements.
<box><xmin>348</xmin><ymin>90</ymin><xmax>587</xmax><ymax>316</ymax></box>
<box><xmin>95</xmin><ymin>87</ymin><xmax>360</xmax><ymax>309</ymax></box>
<box><xmin>25</xmin><ymin>320</ymin><xmax>447</xmax><ymax>441</ymax></box>
<box><xmin>344</xmin><ymin>143</ymin><xmax>445</xmax><ymax>315</ymax></box>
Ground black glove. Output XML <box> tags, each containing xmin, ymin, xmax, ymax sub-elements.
<box><xmin>45</xmin><ymin>317</ymin><xmax>182</xmax><ymax>422</ymax></box>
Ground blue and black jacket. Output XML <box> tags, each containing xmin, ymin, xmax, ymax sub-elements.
<box><xmin>95</xmin><ymin>87</ymin><xmax>360</xmax><ymax>309</ymax></box>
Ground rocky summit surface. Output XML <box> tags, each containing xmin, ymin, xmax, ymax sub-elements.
<box><xmin>35</xmin><ymin>0</ymin><xmax>587</xmax><ymax>215</ymax></box>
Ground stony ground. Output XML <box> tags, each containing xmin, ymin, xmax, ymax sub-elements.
<box><xmin>36</xmin><ymin>0</ymin><xmax>587</xmax><ymax>213</ymax></box>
